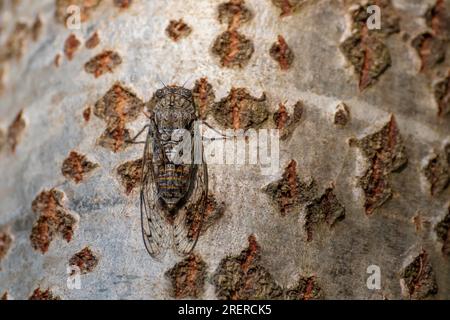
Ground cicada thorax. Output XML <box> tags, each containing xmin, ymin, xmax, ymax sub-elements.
<box><xmin>151</xmin><ymin>86</ymin><xmax>198</xmax><ymax>222</ymax></box>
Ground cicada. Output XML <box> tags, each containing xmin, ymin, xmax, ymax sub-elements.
<box><xmin>129</xmin><ymin>85</ymin><xmax>208</xmax><ymax>258</ymax></box>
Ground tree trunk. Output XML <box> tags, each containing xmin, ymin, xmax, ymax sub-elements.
<box><xmin>0</xmin><ymin>0</ymin><xmax>449</xmax><ymax>300</ymax></box>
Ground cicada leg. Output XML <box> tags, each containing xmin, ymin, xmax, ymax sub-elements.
<box><xmin>125</xmin><ymin>124</ymin><xmax>151</xmax><ymax>144</ymax></box>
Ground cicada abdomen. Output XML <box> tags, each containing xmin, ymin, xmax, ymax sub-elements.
<box><xmin>140</xmin><ymin>85</ymin><xmax>207</xmax><ymax>258</ymax></box>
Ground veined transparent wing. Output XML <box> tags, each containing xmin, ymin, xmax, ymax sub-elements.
<box><xmin>172</xmin><ymin>161</ymin><xmax>208</xmax><ymax>256</ymax></box>
<box><xmin>140</xmin><ymin>130</ymin><xmax>171</xmax><ymax>258</ymax></box>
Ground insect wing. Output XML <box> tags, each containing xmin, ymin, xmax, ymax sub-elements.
<box><xmin>140</xmin><ymin>129</ymin><xmax>171</xmax><ymax>258</ymax></box>
<box><xmin>172</xmin><ymin>160</ymin><xmax>208</xmax><ymax>256</ymax></box>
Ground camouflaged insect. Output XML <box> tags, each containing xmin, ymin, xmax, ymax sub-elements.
<box><xmin>136</xmin><ymin>86</ymin><xmax>208</xmax><ymax>258</ymax></box>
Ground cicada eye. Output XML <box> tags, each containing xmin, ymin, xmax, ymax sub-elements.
<box><xmin>155</xmin><ymin>89</ymin><xmax>164</xmax><ymax>98</ymax></box>
<box><xmin>183</xmin><ymin>89</ymin><xmax>192</xmax><ymax>97</ymax></box>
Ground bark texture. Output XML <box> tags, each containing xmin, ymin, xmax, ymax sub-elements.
<box><xmin>0</xmin><ymin>0</ymin><xmax>449</xmax><ymax>299</ymax></box>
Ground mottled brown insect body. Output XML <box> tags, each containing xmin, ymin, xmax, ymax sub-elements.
<box><xmin>152</xmin><ymin>87</ymin><xmax>197</xmax><ymax>212</ymax></box>
<box><xmin>139</xmin><ymin>86</ymin><xmax>207</xmax><ymax>257</ymax></box>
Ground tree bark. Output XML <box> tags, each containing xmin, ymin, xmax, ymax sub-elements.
<box><xmin>0</xmin><ymin>0</ymin><xmax>449</xmax><ymax>300</ymax></box>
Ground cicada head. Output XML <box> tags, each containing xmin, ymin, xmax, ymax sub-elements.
<box><xmin>152</xmin><ymin>86</ymin><xmax>197</xmax><ymax>131</ymax></box>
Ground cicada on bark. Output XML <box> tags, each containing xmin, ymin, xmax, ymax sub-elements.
<box><xmin>130</xmin><ymin>85</ymin><xmax>208</xmax><ymax>258</ymax></box>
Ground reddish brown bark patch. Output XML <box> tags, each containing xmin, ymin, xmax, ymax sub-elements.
<box><xmin>94</xmin><ymin>82</ymin><xmax>144</xmax><ymax>121</ymax></box>
<box><xmin>0</xmin><ymin>22</ymin><xmax>29</xmax><ymax>63</ymax></box>
<box><xmin>30</xmin><ymin>189</ymin><xmax>77</xmax><ymax>254</ymax></box>
<box><xmin>177</xmin><ymin>183</ymin><xmax>218</xmax><ymax>241</ymax></box>
<box><xmin>350</xmin><ymin>116</ymin><xmax>407</xmax><ymax>215</ymax></box>
<box><xmin>273</xmin><ymin>100</ymin><xmax>304</xmax><ymax>140</ymax></box>
<box><xmin>340</xmin><ymin>1</ymin><xmax>399</xmax><ymax>90</ymax></box>
<box><xmin>304</xmin><ymin>187</ymin><xmax>345</xmax><ymax>242</ymax></box>
<box><xmin>0</xmin><ymin>228</ymin><xmax>13</xmax><ymax>263</ymax></box>
<box><xmin>212</xmin><ymin>235</ymin><xmax>284</xmax><ymax>300</ymax></box>
<box><xmin>271</xmin><ymin>0</ymin><xmax>304</xmax><ymax>17</ymax></box>
<box><xmin>423</xmin><ymin>145</ymin><xmax>449</xmax><ymax>196</ymax></box>
<box><xmin>341</xmin><ymin>33</ymin><xmax>390</xmax><ymax>91</ymax></box>
<box><xmin>212</xmin><ymin>31</ymin><xmax>254</xmax><ymax>69</ymax></box>
<box><xmin>165</xmin><ymin>254</ymin><xmax>207</xmax><ymax>299</ymax></box>
<box><xmin>184</xmin><ymin>201</ymin><xmax>206</xmax><ymax>240</ymax></box>
<box><xmin>412</xmin><ymin>213</ymin><xmax>424</xmax><ymax>233</ymax></box>
<box><xmin>7</xmin><ymin>110</ymin><xmax>26</xmax><ymax>153</ymax></box>
<box><xmin>218</xmin><ymin>0</ymin><xmax>253</xmax><ymax>26</ymax></box>
<box><xmin>1</xmin><ymin>292</ymin><xmax>8</xmax><ymax>300</ymax></box>
<box><xmin>264</xmin><ymin>160</ymin><xmax>317</xmax><ymax>216</ymax></box>
<box><xmin>69</xmin><ymin>247</ymin><xmax>99</xmax><ymax>274</ymax></box>
<box><xmin>55</xmin><ymin>0</ymin><xmax>102</xmax><ymax>25</ymax></box>
<box><xmin>31</xmin><ymin>15</ymin><xmax>43</xmax><ymax>42</ymax></box>
<box><xmin>113</xmin><ymin>0</ymin><xmax>132</xmax><ymax>8</ymax></box>
<box><xmin>83</xmin><ymin>106</ymin><xmax>91</xmax><ymax>122</ymax></box>
<box><xmin>270</xmin><ymin>35</ymin><xmax>294</xmax><ymax>70</ymax></box>
<box><xmin>400</xmin><ymin>250</ymin><xmax>438</xmax><ymax>300</ymax></box>
<box><xmin>435</xmin><ymin>206</ymin><xmax>450</xmax><ymax>256</ymax></box>
<box><xmin>61</xmin><ymin>151</ymin><xmax>99</xmax><ymax>183</ymax></box>
<box><xmin>202</xmin><ymin>195</ymin><xmax>225</xmax><ymax>234</ymax></box>
<box><xmin>334</xmin><ymin>102</ymin><xmax>350</xmax><ymax>127</ymax></box>
<box><xmin>192</xmin><ymin>78</ymin><xmax>215</xmax><ymax>120</ymax></box>
<box><xmin>85</xmin><ymin>32</ymin><xmax>100</xmax><ymax>49</ymax></box>
<box><xmin>97</xmin><ymin>125</ymin><xmax>132</xmax><ymax>152</ymax></box>
<box><xmin>0</xmin><ymin>128</ymin><xmax>5</xmax><ymax>152</ymax></box>
<box><xmin>116</xmin><ymin>158</ymin><xmax>143</xmax><ymax>194</ymax></box>
<box><xmin>213</xmin><ymin>87</ymin><xmax>269</xmax><ymax>130</ymax></box>
<box><xmin>64</xmin><ymin>34</ymin><xmax>81</xmax><ymax>61</ymax></box>
<box><xmin>0</xmin><ymin>67</ymin><xmax>4</xmax><ymax>96</ymax></box>
<box><xmin>425</xmin><ymin>0</ymin><xmax>450</xmax><ymax>39</ymax></box>
<box><xmin>265</xmin><ymin>162</ymin><xmax>344</xmax><ymax>241</ymax></box>
<box><xmin>165</xmin><ymin>19</ymin><xmax>192</xmax><ymax>42</ymax></box>
<box><xmin>285</xmin><ymin>275</ymin><xmax>323</xmax><ymax>300</ymax></box>
<box><xmin>94</xmin><ymin>82</ymin><xmax>144</xmax><ymax>152</ymax></box>
<box><xmin>54</xmin><ymin>53</ymin><xmax>62</xmax><ymax>67</ymax></box>
<box><xmin>84</xmin><ymin>50</ymin><xmax>122</xmax><ymax>78</ymax></box>
<box><xmin>212</xmin><ymin>1</ymin><xmax>254</xmax><ymax>68</ymax></box>
<box><xmin>434</xmin><ymin>73</ymin><xmax>450</xmax><ymax>117</ymax></box>
<box><xmin>274</xmin><ymin>103</ymin><xmax>288</xmax><ymax>131</ymax></box>
<box><xmin>412</xmin><ymin>33</ymin><xmax>446</xmax><ymax>72</ymax></box>
<box><xmin>412</xmin><ymin>0</ymin><xmax>450</xmax><ymax>72</ymax></box>
<box><xmin>29</xmin><ymin>288</ymin><xmax>60</xmax><ymax>300</ymax></box>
